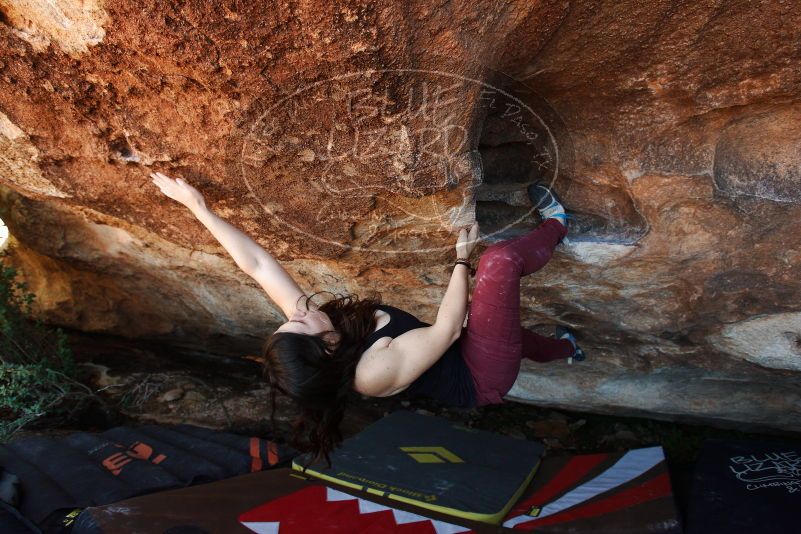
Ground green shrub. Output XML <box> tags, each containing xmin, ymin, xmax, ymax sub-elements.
<box><xmin>0</xmin><ymin>260</ymin><xmax>88</xmax><ymax>441</ymax></box>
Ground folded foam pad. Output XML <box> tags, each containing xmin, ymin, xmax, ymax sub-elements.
<box><xmin>686</xmin><ymin>439</ymin><xmax>801</xmax><ymax>534</ymax></box>
<box><xmin>73</xmin><ymin>468</ymin><xmax>505</xmax><ymax>533</ymax></box>
<box><xmin>501</xmin><ymin>446</ymin><xmax>680</xmax><ymax>533</ymax></box>
<box><xmin>0</xmin><ymin>424</ymin><xmax>295</xmax><ymax>530</ymax></box>
<box><xmin>292</xmin><ymin>410</ymin><xmax>545</xmax><ymax>524</ymax></box>
<box><xmin>0</xmin><ymin>503</ymin><xmax>38</xmax><ymax>534</ymax></box>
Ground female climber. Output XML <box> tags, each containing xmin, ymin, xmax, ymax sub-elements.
<box><xmin>150</xmin><ymin>171</ymin><xmax>585</xmax><ymax>466</ymax></box>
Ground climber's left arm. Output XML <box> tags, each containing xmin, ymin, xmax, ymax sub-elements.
<box><xmin>150</xmin><ymin>172</ymin><xmax>305</xmax><ymax>319</ymax></box>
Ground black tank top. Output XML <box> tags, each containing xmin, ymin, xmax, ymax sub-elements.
<box><xmin>359</xmin><ymin>304</ymin><xmax>476</xmax><ymax>408</ymax></box>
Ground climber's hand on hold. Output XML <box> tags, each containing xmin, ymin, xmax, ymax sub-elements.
<box><xmin>150</xmin><ymin>171</ymin><xmax>206</xmax><ymax>213</ymax></box>
<box><xmin>455</xmin><ymin>222</ymin><xmax>480</xmax><ymax>260</ymax></box>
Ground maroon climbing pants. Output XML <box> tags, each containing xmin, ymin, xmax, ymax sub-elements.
<box><xmin>459</xmin><ymin>218</ymin><xmax>574</xmax><ymax>407</ymax></box>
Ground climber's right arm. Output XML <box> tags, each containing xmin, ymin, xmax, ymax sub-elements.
<box><xmin>150</xmin><ymin>172</ymin><xmax>305</xmax><ymax>319</ymax></box>
<box><xmin>191</xmin><ymin>206</ymin><xmax>306</xmax><ymax>319</ymax></box>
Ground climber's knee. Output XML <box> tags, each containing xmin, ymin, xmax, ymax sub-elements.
<box><xmin>478</xmin><ymin>246</ymin><xmax>522</xmax><ymax>277</ymax></box>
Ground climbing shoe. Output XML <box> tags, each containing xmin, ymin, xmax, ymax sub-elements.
<box><xmin>527</xmin><ymin>182</ymin><xmax>569</xmax><ymax>235</ymax></box>
<box><xmin>555</xmin><ymin>325</ymin><xmax>586</xmax><ymax>364</ymax></box>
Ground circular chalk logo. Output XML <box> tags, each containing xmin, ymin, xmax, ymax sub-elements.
<box><xmin>228</xmin><ymin>65</ymin><xmax>567</xmax><ymax>254</ymax></box>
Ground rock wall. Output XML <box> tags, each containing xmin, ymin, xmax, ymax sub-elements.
<box><xmin>1</xmin><ymin>0</ymin><xmax>800</xmax><ymax>431</ymax></box>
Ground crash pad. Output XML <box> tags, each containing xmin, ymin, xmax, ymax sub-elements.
<box><xmin>74</xmin><ymin>447</ymin><xmax>681</xmax><ymax>533</ymax></box>
<box><xmin>0</xmin><ymin>424</ymin><xmax>294</xmax><ymax>532</ymax></box>
<box><xmin>292</xmin><ymin>410</ymin><xmax>545</xmax><ymax>524</ymax></box>
<box><xmin>502</xmin><ymin>446</ymin><xmax>680</xmax><ymax>533</ymax></box>
<box><xmin>73</xmin><ymin>468</ymin><xmax>504</xmax><ymax>533</ymax></box>
<box><xmin>686</xmin><ymin>439</ymin><xmax>801</xmax><ymax>534</ymax></box>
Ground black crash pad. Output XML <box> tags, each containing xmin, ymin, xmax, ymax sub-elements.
<box><xmin>686</xmin><ymin>439</ymin><xmax>801</xmax><ymax>534</ymax></box>
<box><xmin>293</xmin><ymin>410</ymin><xmax>544</xmax><ymax>524</ymax></box>
<box><xmin>0</xmin><ymin>424</ymin><xmax>294</xmax><ymax>532</ymax></box>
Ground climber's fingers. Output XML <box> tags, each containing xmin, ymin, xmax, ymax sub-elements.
<box><xmin>149</xmin><ymin>171</ymin><xmax>206</xmax><ymax>211</ymax></box>
<box><xmin>151</xmin><ymin>172</ymin><xmax>181</xmax><ymax>194</ymax></box>
<box><xmin>467</xmin><ymin>221</ymin><xmax>479</xmax><ymax>242</ymax></box>
<box><xmin>150</xmin><ymin>172</ymin><xmax>167</xmax><ymax>191</ymax></box>
<box><xmin>150</xmin><ymin>172</ymin><xmax>173</xmax><ymax>196</ymax></box>
<box><xmin>459</xmin><ymin>222</ymin><xmax>479</xmax><ymax>244</ymax></box>
<box><xmin>150</xmin><ymin>172</ymin><xmax>184</xmax><ymax>202</ymax></box>
<box><xmin>152</xmin><ymin>172</ymin><xmax>196</xmax><ymax>192</ymax></box>
<box><xmin>151</xmin><ymin>171</ymin><xmax>176</xmax><ymax>186</ymax></box>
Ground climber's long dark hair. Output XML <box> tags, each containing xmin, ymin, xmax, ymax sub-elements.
<box><xmin>262</xmin><ymin>290</ymin><xmax>383</xmax><ymax>470</ymax></box>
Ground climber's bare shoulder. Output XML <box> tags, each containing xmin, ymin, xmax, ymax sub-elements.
<box><xmin>353</xmin><ymin>339</ymin><xmax>411</xmax><ymax>398</ymax></box>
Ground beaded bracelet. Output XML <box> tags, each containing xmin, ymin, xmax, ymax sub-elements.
<box><xmin>454</xmin><ymin>259</ymin><xmax>476</xmax><ymax>277</ymax></box>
